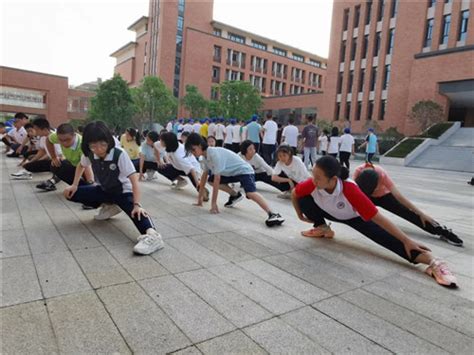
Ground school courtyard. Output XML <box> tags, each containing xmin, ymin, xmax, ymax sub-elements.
<box><xmin>1</xmin><ymin>153</ymin><xmax>473</xmax><ymax>354</ymax></box>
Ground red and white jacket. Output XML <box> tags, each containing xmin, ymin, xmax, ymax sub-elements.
<box><xmin>295</xmin><ymin>178</ymin><xmax>378</xmax><ymax>221</ymax></box>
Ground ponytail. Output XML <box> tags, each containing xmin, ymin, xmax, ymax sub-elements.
<box><xmin>126</xmin><ymin>127</ymin><xmax>141</xmax><ymax>146</ymax></box>
<box><xmin>315</xmin><ymin>155</ymin><xmax>349</xmax><ymax>181</ymax></box>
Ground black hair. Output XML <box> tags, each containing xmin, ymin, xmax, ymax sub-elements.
<box><xmin>126</xmin><ymin>127</ymin><xmax>141</xmax><ymax>146</ymax></box>
<box><xmin>160</xmin><ymin>132</ymin><xmax>179</xmax><ymax>153</ymax></box>
<box><xmin>57</xmin><ymin>123</ymin><xmax>75</xmax><ymax>135</ymax></box>
<box><xmin>81</xmin><ymin>121</ymin><xmax>116</xmax><ymax>157</ymax></box>
<box><xmin>32</xmin><ymin>117</ymin><xmax>50</xmax><ymax>130</ymax></box>
<box><xmin>147</xmin><ymin>131</ymin><xmax>160</xmax><ymax>143</ymax></box>
<box><xmin>288</xmin><ymin>117</ymin><xmax>295</xmax><ymax>125</ymax></box>
<box><xmin>77</xmin><ymin>125</ymin><xmax>84</xmax><ymax>133</ymax></box>
<box><xmin>181</xmin><ymin>131</ymin><xmax>191</xmax><ymax>138</ymax></box>
<box><xmin>355</xmin><ymin>169</ymin><xmax>379</xmax><ymax>197</ymax></box>
<box><xmin>240</xmin><ymin>140</ymin><xmax>255</xmax><ymax>155</ymax></box>
<box><xmin>315</xmin><ymin>155</ymin><xmax>349</xmax><ymax>180</ymax></box>
<box><xmin>207</xmin><ymin>135</ymin><xmax>216</xmax><ymax>142</ymax></box>
<box><xmin>159</xmin><ymin>129</ymin><xmax>167</xmax><ymax>135</ymax></box>
<box><xmin>14</xmin><ymin>112</ymin><xmax>28</xmax><ymax>120</ymax></box>
<box><xmin>0</xmin><ymin>122</ymin><xmax>5</xmax><ymax>128</ymax></box>
<box><xmin>185</xmin><ymin>133</ymin><xmax>207</xmax><ymax>153</ymax></box>
<box><xmin>266</xmin><ymin>113</ymin><xmax>273</xmax><ymax>119</ymax></box>
<box><xmin>142</xmin><ymin>129</ymin><xmax>149</xmax><ymax>138</ymax></box>
<box><xmin>331</xmin><ymin>126</ymin><xmax>339</xmax><ymax>137</ymax></box>
<box><xmin>24</xmin><ymin>123</ymin><xmax>33</xmax><ymax>130</ymax></box>
<box><xmin>323</xmin><ymin>129</ymin><xmax>329</xmax><ymax>135</ymax></box>
<box><xmin>306</xmin><ymin>115</ymin><xmax>315</xmax><ymax>122</ymax></box>
<box><xmin>276</xmin><ymin>144</ymin><xmax>294</xmax><ymax>157</ymax></box>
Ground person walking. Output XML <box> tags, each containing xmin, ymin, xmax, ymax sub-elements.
<box><xmin>261</xmin><ymin>113</ymin><xmax>278</xmax><ymax>165</ymax></box>
<box><xmin>339</xmin><ymin>127</ymin><xmax>355</xmax><ymax>169</ymax></box>
<box><xmin>301</xmin><ymin>115</ymin><xmax>319</xmax><ymax>169</ymax></box>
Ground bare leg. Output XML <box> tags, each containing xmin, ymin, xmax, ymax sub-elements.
<box><xmin>219</xmin><ymin>184</ymin><xmax>237</xmax><ymax>196</ymax></box>
<box><xmin>246</xmin><ymin>191</ymin><xmax>271</xmax><ymax>213</ymax></box>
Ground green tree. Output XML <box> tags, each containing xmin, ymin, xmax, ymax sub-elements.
<box><xmin>132</xmin><ymin>76</ymin><xmax>177</xmax><ymax>127</ymax></box>
<box><xmin>181</xmin><ymin>85</ymin><xmax>208</xmax><ymax>118</ymax></box>
<box><xmin>409</xmin><ymin>100</ymin><xmax>444</xmax><ymax>133</ymax></box>
<box><xmin>88</xmin><ymin>74</ymin><xmax>134</xmax><ymax>132</ymax></box>
<box><xmin>217</xmin><ymin>81</ymin><xmax>262</xmax><ymax>120</ymax></box>
<box><xmin>208</xmin><ymin>99</ymin><xmax>224</xmax><ymax>118</ymax></box>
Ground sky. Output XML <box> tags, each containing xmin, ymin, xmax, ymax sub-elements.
<box><xmin>1</xmin><ymin>0</ymin><xmax>333</xmax><ymax>86</ymax></box>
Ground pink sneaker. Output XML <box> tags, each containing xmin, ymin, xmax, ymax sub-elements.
<box><xmin>301</xmin><ymin>224</ymin><xmax>335</xmax><ymax>239</ymax></box>
<box><xmin>425</xmin><ymin>260</ymin><xmax>458</xmax><ymax>288</ymax></box>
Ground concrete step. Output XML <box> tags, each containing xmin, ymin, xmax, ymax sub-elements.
<box><xmin>441</xmin><ymin>128</ymin><xmax>474</xmax><ymax>147</ymax></box>
<box><xmin>408</xmin><ymin>145</ymin><xmax>474</xmax><ymax>172</ymax></box>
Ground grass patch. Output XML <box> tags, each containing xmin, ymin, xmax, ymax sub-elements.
<box><xmin>385</xmin><ymin>138</ymin><xmax>425</xmax><ymax>158</ymax></box>
<box><xmin>419</xmin><ymin>122</ymin><xmax>454</xmax><ymax>139</ymax></box>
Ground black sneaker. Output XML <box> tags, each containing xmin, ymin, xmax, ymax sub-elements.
<box><xmin>36</xmin><ymin>180</ymin><xmax>56</xmax><ymax>191</ymax></box>
<box><xmin>265</xmin><ymin>212</ymin><xmax>285</xmax><ymax>227</ymax></box>
<box><xmin>224</xmin><ymin>192</ymin><xmax>243</xmax><ymax>208</ymax></box>
<box><xmin>435</xmin><ymin>225</ymin><xmax>464</xmax><ymax>247</ymax></box>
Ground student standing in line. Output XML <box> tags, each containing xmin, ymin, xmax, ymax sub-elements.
<box><xmin>272</xmin><ymin>145</ymin><xmax>311</xmax><ymax>199</ymax></box>
<box><xmin>240</xmin><ymin>120</ymin><xmax>248</xmax><ymax>142</ymax></box>
<box><xmin>192</xmin><ymin>119</ymin><xmax>202</xmax><ymax>134</ymax></box>
<box><xmin>291</xmin><ymin>155</ymin><xmax>457</xmax><ymax>288</ymax></box>
<box><xmin>301</xmin><ymin>115</ymin><xmax>319</xmax><ymax>169</ymax></box>
<box><xmin>339</xmin><ymin>127</ymin><xmax>355</xmax><ymax>169</ymax></box>
<box><xmin>327</xmin><ymin>127</ymin><xmax>341</xmax><ymax>158</ymax></box>
<box><xmin>261</xmin><ymin>113</ymin><xmax>278</xmax><ymax>166</ymax></box>
<box><xmin>224</xmin><ymin>119</ymin><xmax>234</xmax><ymax>150</ymax></box>
<box><xmin>215</xmin><ymin>118</ymin><xmax>225</xmax><ymax>147</ymax></box>
<box><xmin>120</xmin><ymin>128</ymin><xmax>141</xmax><ymax>166</ymax></box>
<box><xmin>63</xmin><ymin>121</ymin><xmax>164</xmax><ymax>255</ymax></box>
<box><xmin>166</xmin><ymin>120</ymin><xmax>173</xmax><ymax>132</ymax></box>
<box><xmin>199</xmin><ymin>119</ymin><xmax>209</xmax><ymax>139</ymax></box>
<box><xmin>359</xmin><ymin>128</ymin><xmax>378</xmax><ymax>163</ymax></box>
<box><xmin>246</xmin><ymin>116</ymin><xmax>262</xmax><ymax>153</ymax></box>
<box><xmin>281</xmin><ymin>118</ymin><xmax>299</xmax><ymax>155</ymax></box>
<box><xmin>182</xmin><ymin>119</ymin><xmax>194</xmax><ymax>134</ymax></box>
<box><xmin>208</xmin><ymin>118</ymin><xmax>217</xmax><ymax>139</ymax></box>
<box><xmin>231</xmin><ymin>119</ymin><xmax>242</xmax><ymax>153</ymax></box>
<box><xmin>185</xmin><ymin>133</ymin><xmax>284</xmax><ymax>226</ymax></box>
<box><xmin>353</xmin><ymin>163</ymin><xmax>463</xmax><ymax>246</ymax></box>
<box><xmin>318</xmin><ymin>129</ymin><xmax>329</xmax><ymax>156</ymax></box>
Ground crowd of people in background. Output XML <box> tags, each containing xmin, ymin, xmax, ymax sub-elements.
<box><xmin>0</xmin><ymin>111</ymin><xmax>464</xmax><ymax>288</ymax></box>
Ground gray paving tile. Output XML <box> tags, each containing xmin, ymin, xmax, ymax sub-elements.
<box><xmin>238</xmin><ymin>229</ymin><xmax>296</xmax><ymax>253</ymax></box>
<box><xmin>281</xmin><ymin>306</ymin><xmax>390</xmax><ymax>354</ymax></box>
<box><xmin>140</xmin><ymin>275</ymin><xmax>235</xmax><ymax>343</ymax></box>
<box><xmin>213</xmin><ymin>231</ymin><xmax>279</xmax><ymax>258</ymax></box>
<box><xmin>190</xmin><ymin>234</ymin><xmax>255</xmax><ymax>262</ymax></box>
<box><xmin>183</xmin><ymin>214</ymin><xmax>242</xmax><ymax>233</ymax></box>
<box><xmin>24</xmin><ymin>225</ymin><xmax>68</xmax><ymax>255</ymax></box>
<box><xmin>1</xmin><ymin>212</ymin><xmax>23</xmax><ymax>231</ymax></box>
<box><xmin>97</xmin><ymin>282</ymin><xmax>191</xmax><ymax>354</ymax></box>
<box><xmin>0</xmin><ymin>255</ymin><xmax>42</xmax><ymax>307</ymax></box>
<box><xmin>177</xmin><ymin>269</ymin><xmax>272</xmax><ymax>328</ymax></box>
<box><xmin>72</xmin><ymin>246</ymin><xmax>133</xmax><ymax>288</ymax></box>
<box><xmin>166</xmin><ymin>237</ymin><xmax>228</xmax><ymax>267</ymax></box>
<box><xmin>33</xmin><ymin>251</ymin><xmax>91</xmax><ymax>298</ymax></box>
<box><xmin>47</xmin><ymin>291</ymin><xmax>130</xmax><ymax>354</ymax></box>
<box><xmin>107</xmin><ymin>241</ymin><xmax>168</xmax><ymax>280</ymax></box>
<box><xmin>171</xmin><ymin>346</ymin><xmax>202</xmax><ymax>355</ymax></box>
<box><xmin>341</xmin><ymin>289</ymin><xmax>474</xmax><ymax>353</ymax></box>
<box><xmin>208</xmin><ymin>263</ymin><xmax>304</xmax><ymax>314</ymax></box>
<box><xmin>314</xmin><ymin>297</ymin><xmax>447</xmax><ymax>354</ymax></box>
<box><xmin>244</xmin><ymin>317</ymin><xmax>329</xmax><ymax>354</ymax></box>
<box><xmin>0</xmin><ymin>301</ymin><xmax>59</xmax><ymax>354</ymax></box>
<box><xmin>238</xmin><ymin>259</ymin><xmax>331</xmax><ymax>304</ymax></box>
<box><xmin>197</xmin><ymin>330</ymin><xmax>267</xmax><ymax>355</ymax></box>
<box><xmin>151</xmin><ymin>243</ymin><xmax>201</xmax><ymax>274</ymax></box>
<box><xmin>0</xmin><ymin>228</ymin><xmax>30</xmax><ymax>258</ymax></box>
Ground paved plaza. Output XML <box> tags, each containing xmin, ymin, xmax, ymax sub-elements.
<box><xmin>1</xmin><ymin>153</ymin><xmax>473</xmax><ymax>354</ymax></box>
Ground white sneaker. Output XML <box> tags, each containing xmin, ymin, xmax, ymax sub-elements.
<box><xmin>172</xmin><ymin>178</ymin><xmax>188</xmax><ymax>190</ymax></box>
<box><xmin>277</xmin><ymin>191</ymin><xmax>292</xmax><ymax>199</ymax></box>
<box><xmin>133</xmin><ymin>229</ymin><xmax>164</xmax><ymax>255</ymax></box>
<box><xmin>94</xmin><ymin>204</ymin><xmax>122</xmax><ymax>220</ymax></box>
<box><xmin>11</xmin><ymin>169</ymin><xmax>31</xmax><ymax>177</ymax></box>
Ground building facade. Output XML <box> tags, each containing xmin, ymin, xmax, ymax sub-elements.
<box><xmin>111</xmin><ymin>0</ymin><xmax>327</xmax><ymax>123</ymax></box>
<box><xmin>0</xmin><ymin>66</ymin><xmax>95</xmax><ymax>127</ymax></box>
<box><xmin>321</xmin><ymin>0</ymin><xmax>474</xmax><ymax>135</ymax></box>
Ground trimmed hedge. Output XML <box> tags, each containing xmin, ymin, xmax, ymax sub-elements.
<box><xmin>420</xmin><ymin>122</ymin><xmax>453</xmax><ymax>139</ymax></box>
<box><xmin>385</xmin><ymin>138</ymin><xmax>425</xmax><ymax>158</ymax></box>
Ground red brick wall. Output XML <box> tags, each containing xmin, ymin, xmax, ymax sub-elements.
<box><xmin>115</xmin><ymin>58</ymin><xmax>135</xmax><ymax>84</ymax></box>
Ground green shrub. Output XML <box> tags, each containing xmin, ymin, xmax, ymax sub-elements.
<box><xmin>420</xmin><ymin>122</ymin><xmax>453</xmax><ymax>139</ymax></box>
<box><xmin>385</xmin><ymin>138</ymin><xmax>425</xmax><ymax>158</ymax></box>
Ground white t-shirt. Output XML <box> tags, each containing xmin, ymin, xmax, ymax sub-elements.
<box><xmin>224</xmin><ymin>125</ymin><xmax>233</xmax><ymax>144</ymax></box>
<box><xmin>241</xmin><ymin>126</ymin><xmax>248</xmax><ymax>141</ymax></box>
<box><xmin>80</xmin><ymin>147</ymin><xmax>136</xmax><ymax>193</ymax></box>
<box><xmin>192</xmin><ymin>123</ymin><xmax>202</xmax><ymax>133</ymax></box>
<box><xmin>240</xmin><ymin>152</ymin><xmax>273</xmax><ymax>175</ymax></box>
<box><xmin>39</xmin><ymin>136</ymin><xmax>62</xmax><ymax>158</ymax></box>
<box><xmin>208</xmin><ymin>123</ymin><xmax>216</xmax><ymax>137</ymax></box>
<box><xmin>166</xmin><ymin>143</ymin><xmax>202</xmax><ymax>175</ymax></box>
<box><xmin>282</xmin><ymin>125</ymin><xmax>299</xmax><ymax>148</ymax></box>
<box><xmin>8</xmin><ymin>127</ymin><xmax>27</xmax><ymax>143</ymax></box>
<box><xmin>216</xmin><ymin>124</ymin><xmax>225</xmax><ymax>140</ymax></box>
<box><xmin>166</xmin><ymin>122</ymin><xmax>173</xmax><ymax>132</ymax></box>
<box><xmin>262</xmin><ymin>120</ymin><xmax>278</xmax><ymax>145</ymax></box>
<box><xmin>273</xmin><ymin>156</ymin><xmax>311</xmax><ymax>183</ymax></box>
<box><xmin>177</xmin><ymin>124</ymin><xmax>183</xmax><ymax>139</ymax></box>
<box><xmin>153</xmin><ymin>141</ymin><xmax>167</xmax><ymax>163</ymax></box>
<box><xmin>232</xmin><ymin>125</ymin><xmax>241</xmax><ymax>143</ymax></box>
<box><xmin>183</xmin><ymin>124</ymin><xmax>193</xmax><ymax>133</ymax></box>
<box><xmin>319</xmin><ymin>135</ymin><xmax>328</xmax><ymax>152</ymax></box>
<box><xmin>339</xmin><ymin>134</ymin><xmax>355</xmax><ymax>153</ymax></box>
<box><xmin>327</xmin><ymin>136</ymin><xmax>341</xmax><ymax>154</ymax></box>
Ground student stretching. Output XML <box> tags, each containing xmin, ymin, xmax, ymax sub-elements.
<box><xmin>272</xmin><ymin>145</ymin><xmax>311</xmax><ymax>199</ymax></box>
<box><xmin>136</xmin><ymin>131</ymin><xmax>163</xmax><ymax>181</ymax></box>
<box><xmin>185</xmin><ymin>133</ymin><xmax>284</xmax><ymax>227</ymax></box>
<box><xmin>354</xmin><ymin>163</ymin><xmax>463</xmax><ymax>246</ymax></box>
<box><xmin>120</xmin><ymin>128</ymin><xmax>141</xmax><ymax>166</ymax></box>
<box><xmin>63</xmin><ymin>121</ymin><xmax>164</xmax><ymax>255</ymax></box>
<box><xmin>291</xmin><ymin>156</ymin><xmax>457</xmax><ymax>287</ymax></box>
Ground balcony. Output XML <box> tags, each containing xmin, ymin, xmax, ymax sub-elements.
<box><xmin>252</xmin><ymin>65</ymin><xmax>268</xmax><ymax>74</ymax></box>
<box><xmin>212</xmin><ymin>76</ymin><xmax>220</xmax><ymax>84</ymax></box>
<box><xmin>272</xmin><ymin>71</ymin><xmax>287</xmax><ymax>79</ymax></box>
<box><xmin>292</xmin><ymin>76</ymin><xmax>305</xmax><ymax>84</ymax></box>
<box><xmin>309</xmin><ymin>80</ymin><xmax>319</xmax><ymax>88</ymax></box>
<box><xmin>270</xmin><ymin>89</ymin><xmax>283</xmax><ymax>96</ymax></box>
<box><xmin>227</xmin><ymin>59</ymin><xmax>245</xmax><ymax>69</ymax></box>
<box><xmin>213</xmin><ymin>55</ymin><xmax>221</xmax><ymax>63</ymax></box>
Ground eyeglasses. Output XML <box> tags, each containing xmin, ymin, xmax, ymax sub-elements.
<box><xmin>88</xmin><ymin>142</ymin><xmax>108</xmax><ymax>151</ymax></box>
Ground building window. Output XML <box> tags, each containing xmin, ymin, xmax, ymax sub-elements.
<box><xmin>351</xmin><ymin>40</ymin><xmax>357</xmax><ymax>60</ymax></box>
<box><xmin>374</xmin><ymin>32</ymin><xmax>381</xmax><ymax>56</ymax></box>
<box><xmin>370</xmin><ymin>67</ymin><xmax>377</xmax><ymax>91</ymax></box>
<box><xmin>309</xmin><ymin>59</ymin><xmax>321</xmax><ymax>67</ymax></box>
<box><xmin>379</xmin><ymin>99</ymin><xmax>387</xmax><ymax>120</ymax></box>
<box><xmin>459</xmin><ymin>10</ymin><xmax>469</xmax><ymax>41</ymax></box>
<box><xmin>212</xmin><ymin>66</ymin><xmax>220</xmax><ymax>83</ymax></box>
<box><xmin>362</xmin><ymin>35</ymin><xmax>369</xmax><ymax>59</ymax></box>
<box><xmin>178</xmin><ymin>0</ymin><xmax>185</xmax><ymax>13</ymax></box>
<box><xmin>336</xmin><ymin>103</ymin><xmax>341</xmax><ymax>120</ymax></box>
<box><xmin>292</xmin><ymin>54</ymin><xmax>304</xmax><ymax>62</ymax></box>
<box><xmin>343</xmin><ymin>8</ymin><xmax>350</xmax><ymax>31</ymax></box>
<box><xmin>383</xmin><ymin>65</ymin><xmax>391</xmax><ymax>90</ymax></box>
<box><xmin>173</xmin><ymin>3</ymin><xmax>186</xmax><ymax>97</ymax></box>
<box><xmin>213</xmin><ymin>28</ymin><xmax>222</xmax><ymax>36</ymax></box>
<box><xmin>211</xmin><ymin>86</ymin><xmax>218</xmax><ymax>100</ymax></box>
<box><xmin>273</xmin><ymin>47</ymin><xmax>287</xmax><ymax>57</ymax></box>
<box><xmin>377</xmin><ymin>0</ymin><xmax>384</xmax><ymax>21</ymax></box>
<box><xmin>366</xmin><ymin>0</ymin><xmax>373</xmax><ymax>25</ymax></box>
<box><xmin>144</xmin><ymin>42</ymin><xmax>147</xmax><ymax>56</ymax></box>
<box><xmin>143</xmin><ymin>63</ymin><xmax>146</xmax><ymax>76</ymax></box>
<box><xmin>345</xmin><ymin>102</ymin><xmax>351</xmax><ymax>120</ymax></box>
<box><xmin>348</xmin><ymin>70</ymin><xmax>354</xmax><ymax>92</ymax></box>
<box><xmin>425</xmin><ymin>18</ymin><xmax>434</xmax><ymax>47</ymax></box>
<box><xmin>228</xmin><ymin>32</ymin><xmax>245</xmax><ymax>44</ymax></box>
<box><xmin>252</xmin><ymin>40</ymin><xmax>267</xmax><ymax>50</ymax></box>
<box><xmin>428</xmin><ymin>0</ymin><xmax>436</xmax><ymax>8</ymax></box>
<box><xmin>356</xmin><ymin>101</ymin><xmax>362</xmax><ymax>120</ymax></box>
<box><xmin>359</xmin><ymin>69</ymin><xmax>365</xmax><ymax>92</ymax></box>
<box><xmin>337</xmin><ymin>73</ymin><xmax>343</xmax><ymax>94</ymax></box>
<box><xmin>391</xmin><ymin>0</ymin><xmax>399</xmax><ymax>17</ymax></box>
<box><xmin>177</xmin><ymin>16</ymin><xmax>184</xmax><ymax>30</ymax></box>
<box><xmin>387</xmin><ymin>29</ymin><xmax>395</xmax><ymax>54</ymax></box>
<box><xmin>368</xmin><ymin>100</ymin><xmax>374</xmax><ymax>120</ymax></box>
<box><xmin>354</xmin><ymin>6</ymin><xmax>361</xmax><ymax>27</ymax></box>
<box><xmin>213</xmin><ymin>46</ymin><xmax>221</xmax><ymax>61</ymax></box>
<box><xmin>340</xmin><ymin>40</ymin><xmax>346</xmax><ymax>62</ymax></box>
<box><xmin>440</xmin><ymin>14</ymin><xmax>451</xmax><ymax>45</ymax></box>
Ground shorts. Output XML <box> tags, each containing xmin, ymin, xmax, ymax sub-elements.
<box><xmin>208</xmin><ymin>174</ymin><xmax>256</xmax><ymax>193</ymax></box>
